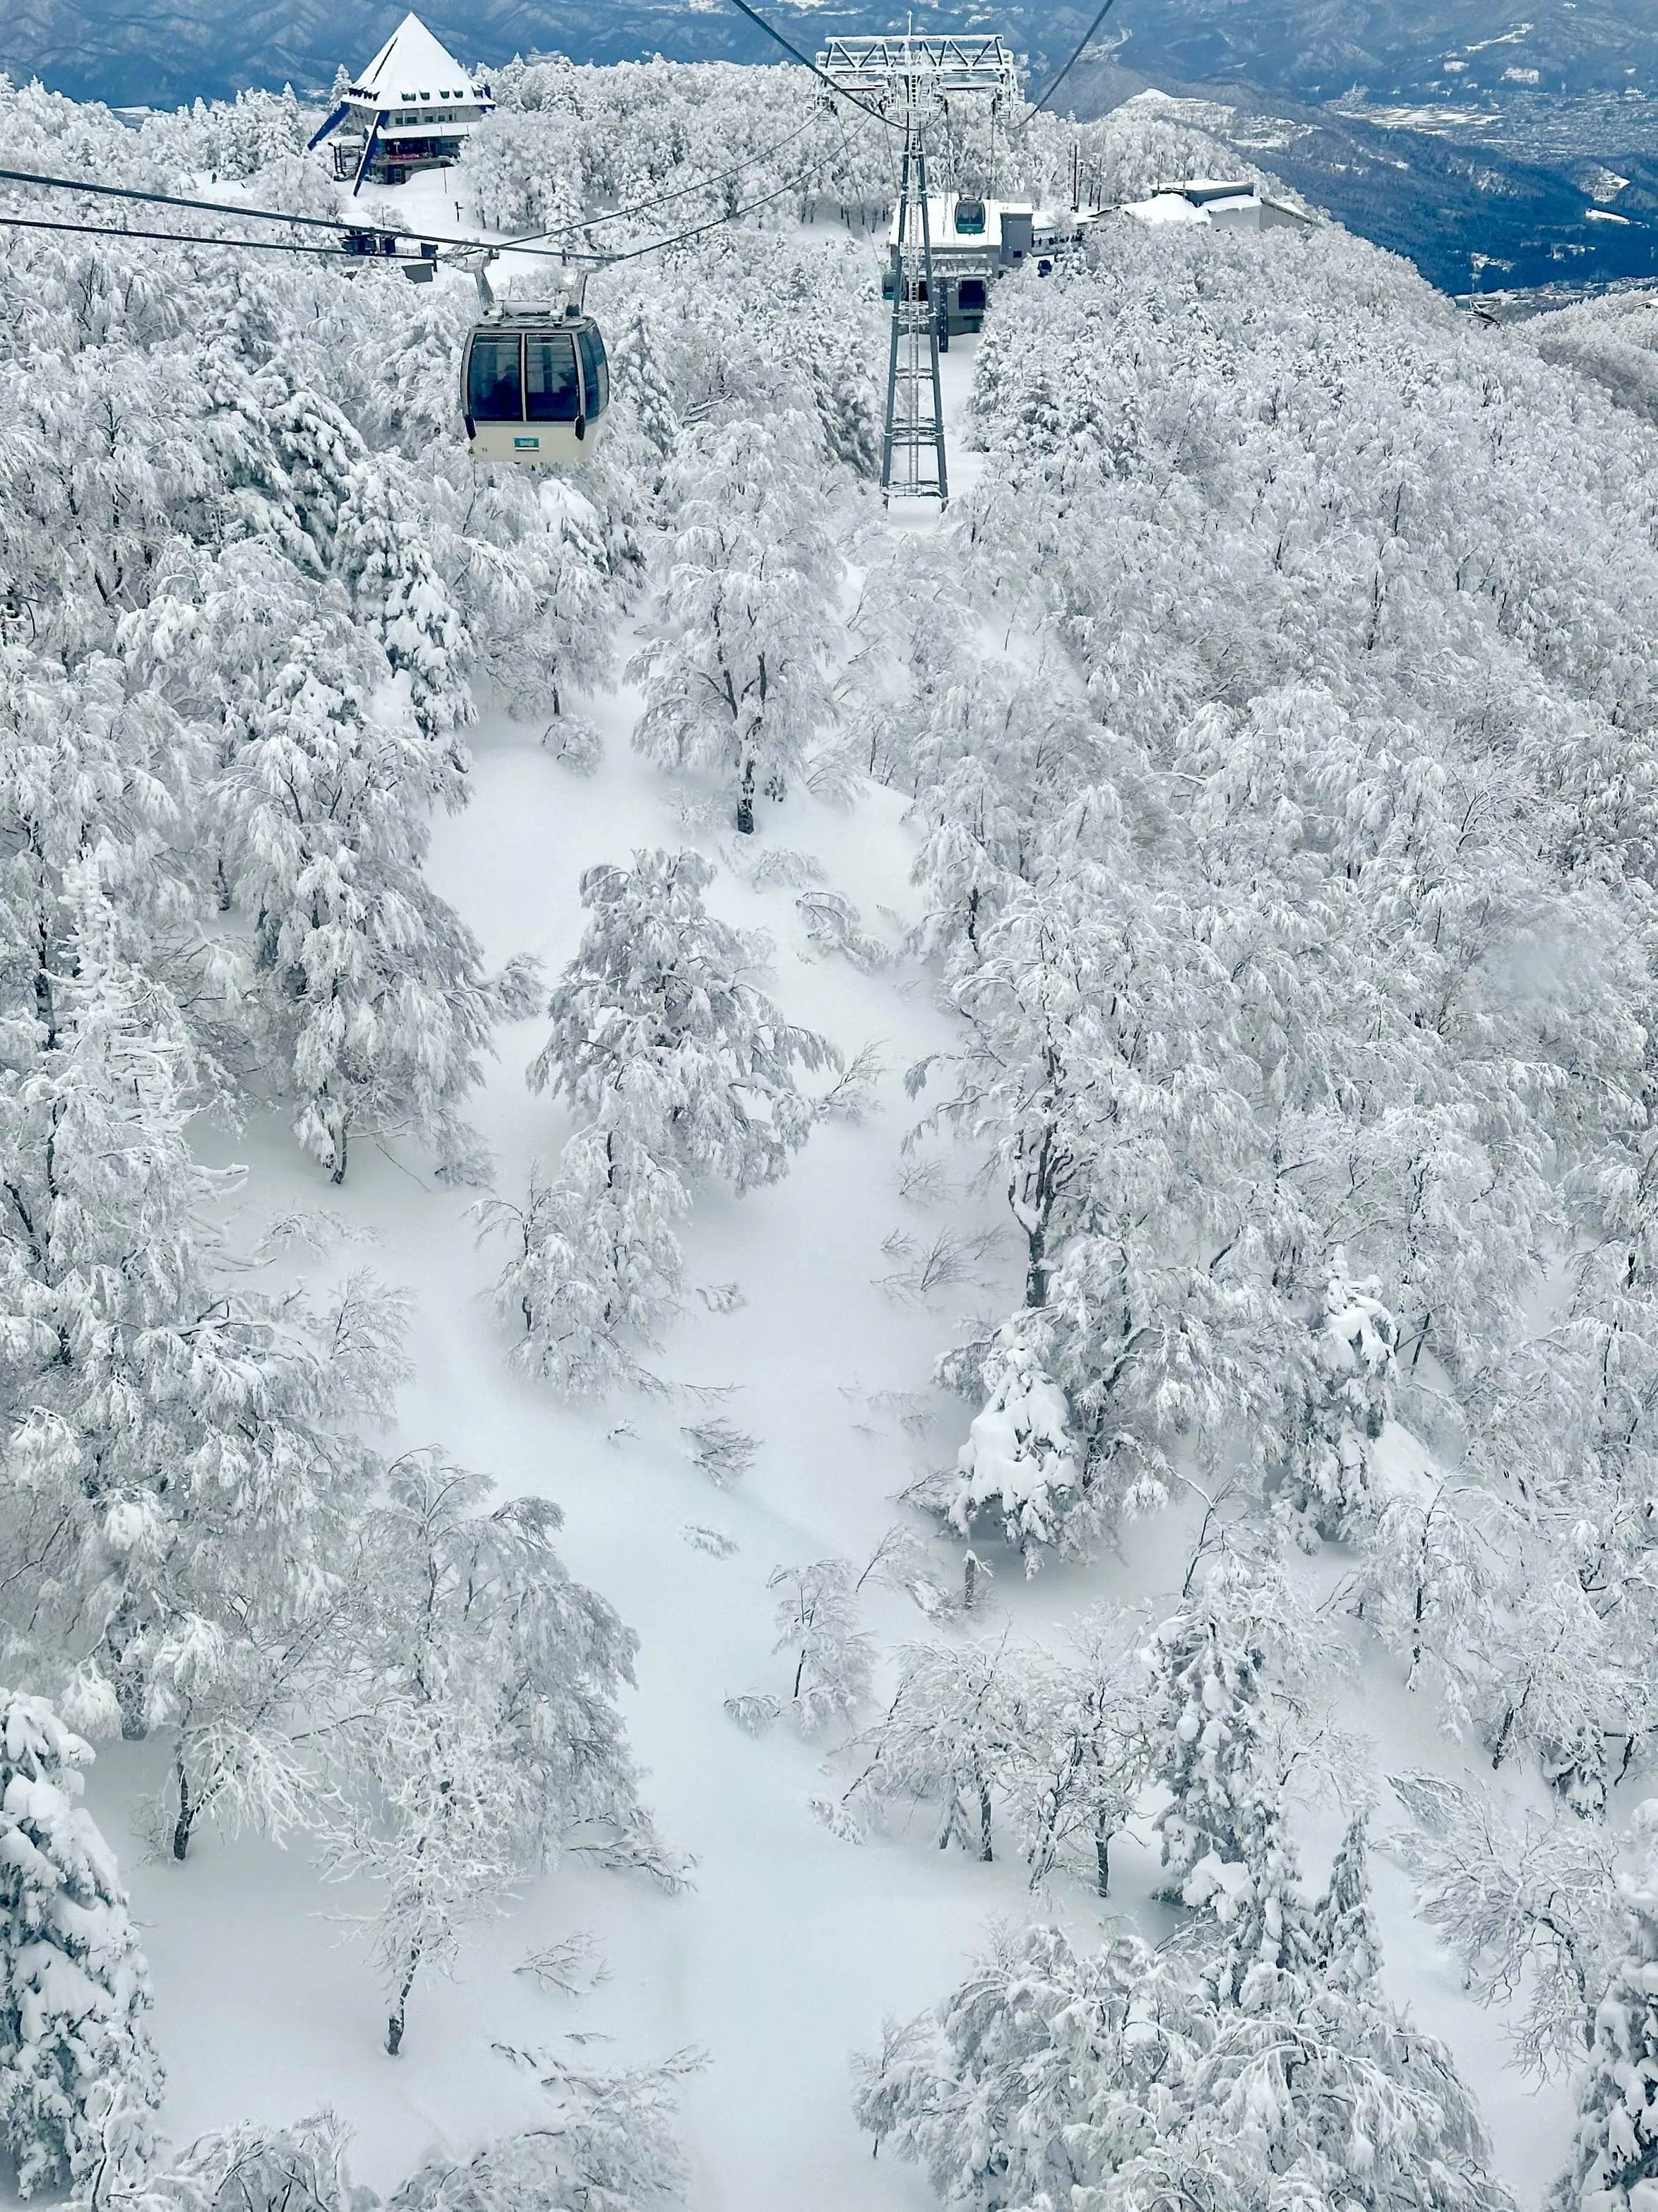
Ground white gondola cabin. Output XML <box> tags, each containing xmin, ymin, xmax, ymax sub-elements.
<box><xmin>460</xmin><ymin>305</ymin><xmax>611</xmax><ymax>467</ymax></box>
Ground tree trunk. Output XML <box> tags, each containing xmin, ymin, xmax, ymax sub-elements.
<box><xmin>110</xmin><ymin>1611</ymin><xmax>148</xmax><ymax>1742</ymax></box>
<box><xmin>735</xmin><ymin>756</ymin><xmax>756</xmax><ymax>837</ymax></box>
<box><xmin>330</xmin><ymin>1120</ymin><xmax>348</xmax><ymax>1187</ymax></box>
<box><xmin>1025</xmin><ymin>1223</ymin><xmax>1049</xmax><ymax>1309</ymax></box>
<box><xmin>1095</xmin><ymin>1821</ymin><xmax>1111</xmax><ymax>1899</ymax></box>
<box><xmin>978</xmin><ymin>1778</ymin><xmax>994</xmax><ymax>1864</ymax></box>
<box><xmin>386</xmin><ymin>1946</ymin><xmax>421</xmax><ymax>2056</ymax></box>
<box><xmin>173</xmin><ymin>1762</ymin><xmax>193</xmax><ymax>1862</ymax></box>
<box><xmin>1491</xmin><ymin>1704</ymin><xmax>1517</xmax><ymax>1771</ymax></box>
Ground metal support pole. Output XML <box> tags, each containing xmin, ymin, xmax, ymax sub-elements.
<box><xmin>881</xmin><ymin>72</ymin><xmax>949</xmax><ymax>509</ymax></box>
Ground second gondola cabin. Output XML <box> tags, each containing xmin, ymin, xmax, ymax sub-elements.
<box><xmin>461</xmin><ymin>304</ymin><xmax>610</xmax><ymax>467</ymax></box>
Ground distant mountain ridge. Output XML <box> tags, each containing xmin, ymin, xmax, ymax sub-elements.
<box><xmin>6</xmin><ymin>0</ymin><xmax>1657</xmax><ymax>114</ymax></box>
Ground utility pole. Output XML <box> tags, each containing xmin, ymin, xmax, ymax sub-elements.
<box><xmin>819</xmin><ymin>30</ymin><xmax>1022</xmax><ymax>511</ymax></box>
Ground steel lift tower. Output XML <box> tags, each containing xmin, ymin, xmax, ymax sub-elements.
<box><xmin>818</xmin><ymin>32</ymin><xmax>1022</xmax><ymax>509</ymax></box>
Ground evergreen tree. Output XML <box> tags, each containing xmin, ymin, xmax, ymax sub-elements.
<box><xmin>0</xmin><ymin>1691</ymin><xmax>162</xmax><ymax>2196</ymax></box>
<box><xmin>1204</xmin><ymin>1779</ymin><xmax>1321</xmax><ymax>2013</ymax></box>
<box><xmin>333</xmin><ymin>456</ymin><xmax>475</xmax><ymax>784</ymax></box>
<box><xmin>1553</xmin><ymin>1848</ymin><xmax>1658</xmax><ymax>2211</ymax></box>
<box><xmin>1285</xmin><ymin>1259</ymin><xmax>1399</xmax><ymax>1540</ymax></box>
<box><xmin>609</xmin><ymin>300</ymin><xmax>680</xmax><ymax>474</ymax></box>
<box><xmin>1152</xmin><ymin>1552</ymin><xmax>1282</xmax><ymax>1906</ymax></box>
<box><xmin>946</xmin><ymin>1314</ymin><xmax>1081</xmax><ymax>1569</ymax></box>
<box><xmin>1314</xmin><ymin>1815</ymin><xmax>1384</xmax><ymax>1997</ymax></box>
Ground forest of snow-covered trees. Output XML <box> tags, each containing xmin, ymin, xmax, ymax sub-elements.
<box><xmin>6</xmin><ymin>39</ymin><xmax>1658</xmax><ymax>2212</ymax></box>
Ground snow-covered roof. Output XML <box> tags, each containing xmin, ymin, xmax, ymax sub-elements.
<box><xmin>1123</xmin><ymin>191</ymin><xmax>1213</xmax><ymax>227</ymax></box>
<box><xmin>1121</xmin><ymin>182</ymin><xmax>1316</xmax><ymax>234</ymax></box>
<box><xmin>1172</xmin><ymin>177</ymin><xmax>1260</xmax><ymax>204</ymax></box>
<box><xmin>887</xmin><ymin>194</ymin><xmax>1033</xmax><ymax>251</ymax></box>
<box><xmin>345</xmin><ymin>13</ymin><xmax>487</xmax><ymax>112</ymax></box>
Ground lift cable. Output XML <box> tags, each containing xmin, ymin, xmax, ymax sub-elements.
<box><xmin>2</xmin><ymin>62</ymin><xmax>873</xmax><ymax>256</ymax></box>
<box><xmin>0</xmin><ymin>210</ymin><xmax>352</xmax><ymax>257</ymax></box>
<box><xmin>0</xmin><ymin>121</ymin><xmax>871</xmax><ymax>270</ymax></box>
<box><xmin>591</xmin><ymin>123</ymin><xmax>869</xmax><ymax>263</ymax></box>
<box><xmin>1029</xmin><ymin>0</ymin><xmax>1126</xmax><ymax>115</ymax></box>
<box><xmin>505</xmin><ymin>109</ymin><xmax>822</xmax><ymax>248</ymax></box>
<box><xmin>717</xmin><ymin>0</ymin><xmax>892</xmax><ymax>124</ymax></box>
<box><xmin>0</xmin><ymin>165</ymin><xmax>376</xmax><ymax>237</ymax></box>
<box><xmin>0</xmin><ymin>107</ymin><xmax>835</xmax><ymax>264</ymax></box>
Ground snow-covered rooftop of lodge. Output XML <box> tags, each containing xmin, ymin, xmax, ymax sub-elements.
<box><xmin>345</xmin><ymin>12</ymin><xmax>487</xmax><ymax>112</ymax></box>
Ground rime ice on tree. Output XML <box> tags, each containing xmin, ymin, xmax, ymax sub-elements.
<box><xmin>0</xmin><ymin>1691</ymin><xmax>162</xmax><ymax>2196</ymax></box>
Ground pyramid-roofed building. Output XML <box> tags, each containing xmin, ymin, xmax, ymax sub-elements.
<box><xmin>309</xmin><ymin>13</ymin><xmax>495</xmax><ymax>196</ymax></box>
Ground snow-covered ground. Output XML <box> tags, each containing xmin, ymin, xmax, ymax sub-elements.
<box><xmin>56</xmin><ymin>324</ymin><xmax>1570</xmax><ymax>2212</ymax></box>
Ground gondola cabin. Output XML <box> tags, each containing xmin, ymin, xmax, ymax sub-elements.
<box><xmin>461</xmin><ymin>306</ymin><xmax>610</xmax><ymax>467</ymax></box>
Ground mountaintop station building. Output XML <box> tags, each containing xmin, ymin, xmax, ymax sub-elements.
<box><xmin>1123</xmin><ymin>178</ymin><xmax>1316</xmax><ymax>232</ymax></box>
<box><xmin>884</xmin><ymin>194</ymin><xmax>1098</xmax><ymax>335</ymax></box>
<box><xmin>308</xmin><ymin>13</ymin><xmax>494</xmax><ymax>196</ymax></box>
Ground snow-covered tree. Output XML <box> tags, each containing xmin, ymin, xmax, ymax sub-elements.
<box><xmin>1151</xmin><ymin>1548</ymin><xmax>1313</xmax><ymax>1908</ymax></box>
<box><xmin>1393</xmin><ymin>1771</ymin><xmax>1618</xmax><ymax>2076</ymax></box>
<box><xmin>1553</xmin><ymin>1822</ymin><xmax>1658</xmax><ymax>2212</ymax></box>
<box><xmin>485</xmin><ymin>850</ymin><xmax>833</xmax><ymax>1391</ymax></box>
<box><xmin>531</xmin><ymin>850</ymin><xmax>832</xmax><ymax>1194</ymax></box>
<box><xmin>427</xmin><ymin>2045</ymin><xmax>703</xmax><ymax>2212</ymax></box>
<box><xmin>1314</xmin><ymin>1815</ymin><xmax>1383</xmax><ymax>1997</ymax></box>
<box><xmin>1284</xmin><ymin>1259</ymin><xmax>1399</xmax><ymax>1540</ymax></box>
<box><xmin>946</xmin><ymin>1314</ymin><xmax>1081</xmax><ymax>1570</ymax></box>
<box><xmin>332</xmin><ymin>456</ymin><xmax>474</xmax><ymax>775</ymax></box>
<box><xmin>765</xmin><ymin>1561</ymin><xmax>873</xmax><ymax>1738</ymax></box>
<box><xmin>1008</xmin><ymin>1610</ymin><xmax>1151</xmax><ymax>1896</ymax></box>
<box><xmin>0</xmin><ymin>880</ymin><xmax>401</xmax><ymax>1846</ymax></box>
<box><xmin>1203</xmin><ymin>1776</ymin><xmax>1323</xmax><ymax>2013</ymax></box>
<box><xmin>834</xmin><ymin>1639</ymin><xmax>1017</xmax><ymax>1862</ymax></box>
<box><xmin>607</xmin><ymin>302</ymin><xmax>681</xmax><ymax>481</ymax></box>
<box><xmin>478</xmin><ymin>1131</ymin><xmax>687</xmax><ymax>1397</ymax></box>
<box><xmin>213</xmin><ymin>614</ymin><xmax>537</xmax><ymax>1182</ymax></box>
<box><xmin>0</xmin><ymin>1691</ymin><xmax>161</xmax><ymax>2197</ymax></box>
<box><xmin>321</xmin><ymin>1458</ymin><xmax>643</xmax><ymax>2055</ymax></box>
<box><xmin>857</xmin><ymin>1898</ymin><xmax>1515</xmax><ymax>2212</ymax></box>
<box><xmin>852</xmin><ymin>1924</ymin><xmax>1203</xmax><ymax>2206</ymax></box>
<box><xmin>89</xmin><ymin>2114</ymin><xmax>359</xmax><ymax>2212</ymax></box>
<box><xmin>1353</xmin><ymin>1478</ymin><xmax>1501</xmax><ymax>1730</ymax></box>
<box><xmin>83</xmin><ymin>2052</ymin><xmax>699</xmax><ymax>2212</ymax></box>
<box><xmin>629</xmin><ymin>418</ymin><xmax>842</xmax><ymax>833</ymax></box>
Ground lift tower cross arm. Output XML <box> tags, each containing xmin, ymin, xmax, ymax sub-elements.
<box><xmin>817</xmin><ymin>32</ymin><xmax>1022</xmax><ymax>510</ymax></box>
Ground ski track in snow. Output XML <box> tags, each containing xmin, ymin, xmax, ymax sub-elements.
<box><xmin>79</xmin><ymin>328</ymin><xmax>1569</xmax><ymax>2212</ymax></box>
